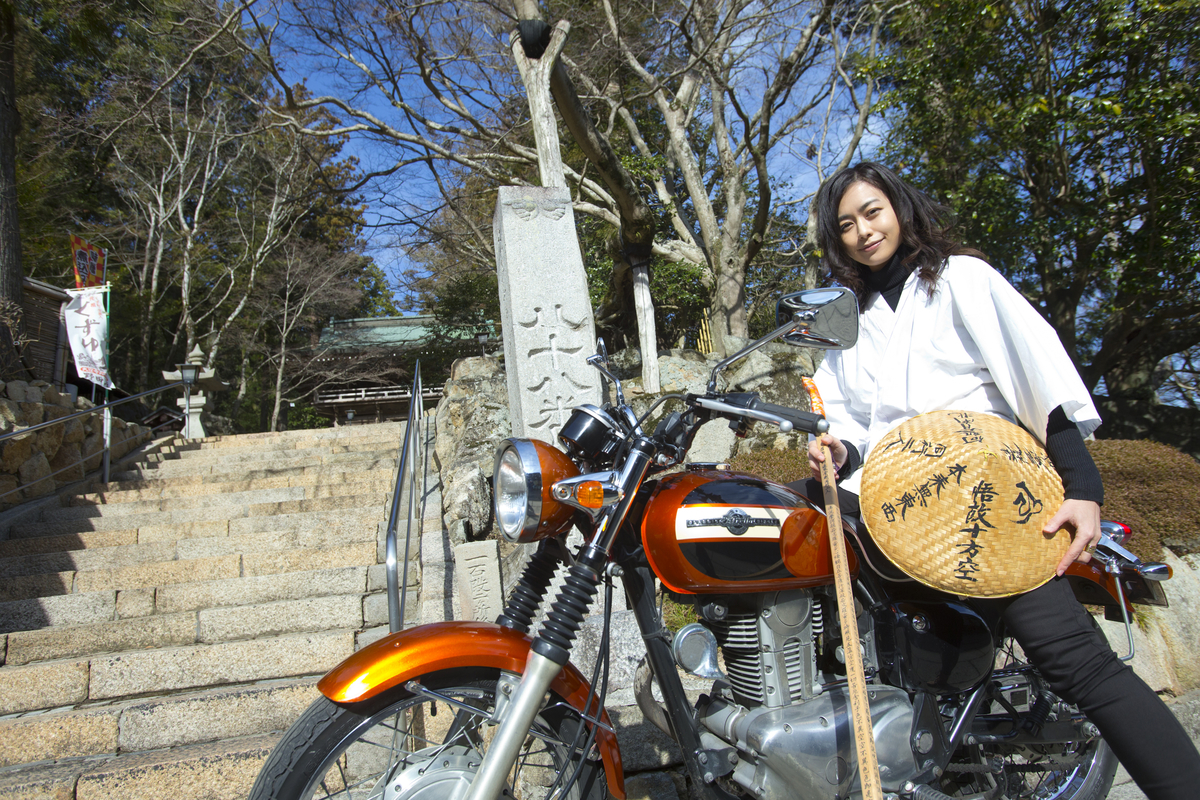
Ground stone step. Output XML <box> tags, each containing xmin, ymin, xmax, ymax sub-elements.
<box><xmin>89</xmin><ymin>629</ymin><xmax>356</xmax><ymax>700</ymax></box>
<box><xmin>0</xmin><ymin>732</ymin><xmax>279</xmax><ymax>800</ymax></box>
<box><xmin>44</xmin><ymin>484</ymin><xmax>363</xmax><ymax>520</ymax></box>
<box><xmin>117</xmin><ymin>450</ymin><xmax>398</xmax><ymax>480</ymax></box>
<box><xmin>78</xmin><ymin>472</ymin><xmax>395</xmax><ymax>504</ymax></box>
<box><xmin>194</xmin><ymin>422</ymin><xmax>402</xmax><ymax>449</ymax></box>
<box><xmin>3</xmin><ymin>592</ymin><xmax>380</xmax><ymax>666</ymax></box>
<box><xmin>29</xmin><ymin>499</ymin><xmax>386</xmax><ymax>537</ymax></box>
<box><xmin>0</xmin><ymin>590</ymin><xmax>121</xmax><ymax>634</ymax></box>
<box><xmin>156</xmin><ymin>565</ymin><xmax>371</xmax><ymax>614</ymax></box>
<box><xmin>0</xmin><ymin>679</ymin><xmax>317</xmax><ymax>768</ymax></box>
<box><xmin>147</xmin><ymin>438</ymin><xmax>402</xmax><ymax>466</ymax></box>
<box><xmin>0</xmin><ymin>572</ymin><xmax>73</xmax><ymax>603</ymax></box>
<box><xmin>9</xmin><ymin>501</ymin><xmax>386</xmax><ymax>545</ymax></box>
<box><xmin>109</xmin><ymin>455</ymin><xmax>399</xmax><ymax>486</ymax></box>
<box><xmin>0</xmin><ymin>529</ymin><xmax>137</xmax><ymax>560</ymax></box>
<box><xmin>0</xmin><ymin>540</ymin><xmax>179</xmax><ymax>579</ymax></box>
<box><xmin>0</xmin><ymin>629</ymin><xmax>354</xmax><ymax>715</ymax></box>
<box><xmin>59</xmin><ymin>485</ymin><xmax>310</xmax><ymax>515</ymax></box>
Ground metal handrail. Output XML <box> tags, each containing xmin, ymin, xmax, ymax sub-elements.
<box><xmin>0</xmin><ymin>382</ymin><xmax>186</xmax><ymax>501</ymax></box>
<box><xmin>385</xmin><ymin>363</ymin><xmax>428</xmax><ymax>632</ymax></box>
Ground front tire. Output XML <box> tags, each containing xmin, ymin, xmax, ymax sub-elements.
<box><xmin>250</xmin><ymin>668</ymin><xmax>607</xmax><ymax>800</ymax></box>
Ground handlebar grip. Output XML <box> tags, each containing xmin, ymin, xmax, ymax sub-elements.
<box><xmin>748</xmin><ymin>398</ymin><xmax>829</xmax><ymax>435</ymax></box>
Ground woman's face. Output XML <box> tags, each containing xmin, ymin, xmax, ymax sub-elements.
<box><xmin>837</xmin><ymin>181</ymin><xmax>901</xmax><ymax>271</ymax></box>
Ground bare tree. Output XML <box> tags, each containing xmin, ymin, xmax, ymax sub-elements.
<box><xmin>104</xmin><ymin>52</ymin><xmax>330</xmax><ymax>384</ymax></box>
<box><xmin>237</xmin><ymin>0</ymin><xmax>887</xmax><ymax>354</ymax></box>
<box><xmin>243</xmin><ymin>241</ymin><xmax>403</xmax><ymax>430</ymax></box>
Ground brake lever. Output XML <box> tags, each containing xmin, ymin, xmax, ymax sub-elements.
<box><xmin>692</xmin><ymin>396</ymin><xmax>795</xmax><ymax>432</ymax></box>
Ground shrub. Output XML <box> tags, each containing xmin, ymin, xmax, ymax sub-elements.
<box><xmin>1087</xmin><ymin>439</ymin><xmax>1200</xmax><ymax>561</ymax></box>
<box><xmin>728</xmin><ymin>447</ymin><xmax>809</xmax><ymax>485</ymax></box>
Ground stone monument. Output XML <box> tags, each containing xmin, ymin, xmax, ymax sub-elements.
<box><xmin>494</xmin><ymin>187</ymin><xmax>601</xmax><ymax>442</ymax></box>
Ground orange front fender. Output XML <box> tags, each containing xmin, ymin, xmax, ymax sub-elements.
<box><xmin>318</xmin><ymin>621</ymin><xmax>625</xmax><ymax>799</ymax></box>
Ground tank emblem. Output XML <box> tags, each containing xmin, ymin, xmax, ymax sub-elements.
<box><xmin>677</xmin><ymin>506</ymin><xmax>786</xmax><ymax>540</ymax></box>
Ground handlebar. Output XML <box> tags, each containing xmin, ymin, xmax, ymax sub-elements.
<box><xmin>691</xmin><ymin>393</ymin><xmax>828</xmax><ymax>435</ymax></box>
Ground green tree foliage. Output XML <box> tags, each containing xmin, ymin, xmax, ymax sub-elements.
<box><xmin>879</xmin><ymin>0</ymin><xmax>1200</xmax><ymax>403</ymax></box>
<box><xmin>10</xmin><ymin>0</ymin><xmax>398</xmax><ymax>430</ymax></box>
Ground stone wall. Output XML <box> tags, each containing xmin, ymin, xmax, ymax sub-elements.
<box><xmin>0</xmin><ymin>380</ymin><xmax>152</xmax><ymax>511</ymax></box>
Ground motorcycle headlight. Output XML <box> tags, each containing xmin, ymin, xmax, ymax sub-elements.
<box><xmin>493</xmin><ymin>438</ymin><xmax>580</xmax><ymax>543</ymax></box>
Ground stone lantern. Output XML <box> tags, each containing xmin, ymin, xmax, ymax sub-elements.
<box><xmin>162</xmin><ymin>345</ymin><xmax>228</xmax><ymax>438</ymax></box>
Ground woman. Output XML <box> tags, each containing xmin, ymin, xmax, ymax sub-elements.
<box><xmin>802</xmin><ymin>162</ymin><xmax>1200</xmax><ymax>799</ymax></box>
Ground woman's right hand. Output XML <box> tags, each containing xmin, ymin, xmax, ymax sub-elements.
<box><xmin>808</xmin><ymin>433</ymin><xmax>848</xmax><ymax>480</ymax></box>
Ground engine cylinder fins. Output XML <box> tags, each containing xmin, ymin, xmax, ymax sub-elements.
<box><xmin>707</xmin><ymin>612</ymin><xmax>813</xmax><ymax>707</ymax></box>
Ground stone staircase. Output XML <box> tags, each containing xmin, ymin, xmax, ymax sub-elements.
<box><xmin>0</xmin><ymin>420</ymin><xmax>432</xmax><ymax>799</ymax></box>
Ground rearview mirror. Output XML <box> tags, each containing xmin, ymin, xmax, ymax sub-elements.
<box><xmin>775</xmin><ymin>287</ymin><xmax>858</xmax><ymax>350</ymax></box>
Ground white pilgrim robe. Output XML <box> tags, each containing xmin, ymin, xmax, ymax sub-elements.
<box><xmin>814</xmin><ymin>255</ymin><xmax>1101</xmax><ymax>495</ymax></box>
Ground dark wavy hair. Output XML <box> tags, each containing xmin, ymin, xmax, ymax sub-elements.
<box><xmin>813</xmin><ymin>162</ymin><xmax>984</xmax><ymax>305</ymax></box>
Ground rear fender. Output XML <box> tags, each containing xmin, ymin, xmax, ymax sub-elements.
<box><xmin>318</xmin><ymin>621</ymin><xmax>625</xmax><ymax>799</ymax></box>
<box><xmin>1064</xmin><ymin>561</ymin><xmax>1169</xmax><ymax>619</ymax></box>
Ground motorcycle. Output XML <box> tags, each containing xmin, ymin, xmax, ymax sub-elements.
<box><xmin>250</xmin><ymin>287</ymin><xmax>1173</xmax><ymax>800</ymax></box>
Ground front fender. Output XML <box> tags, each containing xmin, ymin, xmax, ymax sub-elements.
<box><xmin>318</xmin><ymin>621</ymin><xmax>625</xmax><ymax>799</ymax></box>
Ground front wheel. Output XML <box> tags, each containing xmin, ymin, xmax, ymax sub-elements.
<box><xmin>939</xmin><ymin>638</ymin><xmax>1118</xmax><ymax>800</ymax></box>
<box><xmin>249</xmin><ymin>668</ymin><xmax>608</xmax><ymax>800</ymax></box>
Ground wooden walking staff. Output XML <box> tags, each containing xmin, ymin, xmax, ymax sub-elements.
<box><xmin>802</xmin><ymin>377</ymin><xmax>883</xmax><ymax>800</ymax></box>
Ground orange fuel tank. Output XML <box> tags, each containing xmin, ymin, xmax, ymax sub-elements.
<box><xmin>641</xmin><ymin>467</ymin><xmax>857</xmax><ymax>594</ymax></box>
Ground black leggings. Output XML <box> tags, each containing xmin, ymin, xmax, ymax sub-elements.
<box><xmin>794</xmin><ymin>478</ymin><xmax>1200</xmax><ymax>800</ymax></box>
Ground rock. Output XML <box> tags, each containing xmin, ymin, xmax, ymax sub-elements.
<box><xmin>435</xmin><ymin>357</ymin><xmax>510</xmax><ymax>474</ymax></box>
<box><xmin>35</xmin><ymin>411</ymin><xmax>65</xmax><ymax>462</ymax></box>
<box><xmin>1146</xmin><ymin>549</ymin><xmax>1200</xmax><ymax>691</ymax></box>
<box><xmin>0</xmin><ymin>398</ymin><xmax>21</xmax><ymax>426</ymax></box>
<box><xmin>18</xmin><ymin>403</ymin><xmax>44</xmax><ymax>426</ymax></box>
<box><xmin>435</xmin><ymin>357</ymin><xmax>510</xmax><ymax>538</ymax></box>
<box><xmin>0</xmin><ymin>474</ymin><xmax>19</xmax><ymax>507</ymax></box>
<box><xmin>4</xmin><ymin>380</ymin><xmax>31</xmax><ymax>403</ymax></box>
<box><xmin>41</xmin><ymin>385</ymin><xmax>63</xmax><ymax>407</ymax></box>
<box><xmin>657</xmin><ymin>356</ymin><xmax>710</xmax><ymax>394</ymax></box>
<box><xmin>19</xmin><ymin>452</ymin><xmax>54</xmax><ymax>498</ymax></box>
<box><xmin>62</xmin><ymin>416</ymin><xmax>86</xmax><ymax>444</ymax></box>
<box><xmin>83</xmin><ymin>432</ymin><xmax>104</xmax><ymax>471</ymax></box>
<box><xmin>49</xmin><ymin>442</ymin><xmax>85</xmax><ymax>483</ymax></box>
<box><xmin>441</xmin><ymin>462</ymin><xmax>492</xmax><ymax>542</ymax></box>
<box><xmin>609</xmin><ymin>347</ymin><xmax>644</xmax><ymax>380</ymax></box>
<box><xmin>1</xmin><ymin>431</ymin><xmax>35</xmax><ymax>474</ymax></box>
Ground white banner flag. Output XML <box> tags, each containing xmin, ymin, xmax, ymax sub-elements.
<box><xmin>65</xmin><ymin>287</ymin><xmax>115</xmax><ymax>390</ymax></box>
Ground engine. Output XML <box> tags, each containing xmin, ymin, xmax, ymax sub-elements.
<box><xmin>669</xmin><ymin>588</ymin><xmax>921</xmax><ymax>800</ymax></box>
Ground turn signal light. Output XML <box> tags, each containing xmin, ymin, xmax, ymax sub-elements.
<box><xmin>576</xmin><ymin>481</ymin><xmax>605</xmax><ymax>509</ymax></box>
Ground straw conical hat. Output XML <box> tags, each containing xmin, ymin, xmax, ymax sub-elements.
<box><xmin>859</xmin><ymin>410</ymin><xmax>1068</xmax><ymax>598</ymax></box>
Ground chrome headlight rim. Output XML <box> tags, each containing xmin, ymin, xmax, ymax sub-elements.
<box><xmin>494</xmin><ymin>438</ymin><xmax>542</xmax><ymax>542</ymax></box>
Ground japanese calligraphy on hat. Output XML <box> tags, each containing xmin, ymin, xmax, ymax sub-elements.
<box><xmin>859</xmin><ymin>410</ymin><xmax>1068</xmax><ymax>598</ymax></box>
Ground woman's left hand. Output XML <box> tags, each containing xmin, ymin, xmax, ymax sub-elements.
<box><xmin>1045</xmin><ymin>499</ymin><xmax>1103</xmax><ymax>576</ymax></box>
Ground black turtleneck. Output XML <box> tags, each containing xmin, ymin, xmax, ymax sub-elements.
<box><xmin>837</xmin><ymin>254</ymin><xmax>1103</xmax><ymax>504</ymax></box>
<box><xmin>863</xmin><ymin>252</ymin><xmax>913</xmax><ymax>312</ymax></box>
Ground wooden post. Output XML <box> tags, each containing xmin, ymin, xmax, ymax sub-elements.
<box><xmin>803</xmin><ymin>378</ymin><xmax>883</xmax><ymax>800</ymax></box>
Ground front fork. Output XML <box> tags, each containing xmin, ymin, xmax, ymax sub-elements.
<box><xmin>465</xmin><ymin>552</ymin><xmax>607</xmax><ymax>800</ymax></box>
